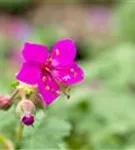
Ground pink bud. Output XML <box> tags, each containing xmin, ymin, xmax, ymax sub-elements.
<box><xmin>16</xmin><ymin>99</ymin><xmax>35</xmax><ymax>116</ymax></box>
<box><xmin>16</xmin><ymin>99</ymin><xmax>36</xmax><ymax>126</ymax></box>
<box><xmin>22</xmin><ymin>114</ymin><xmax>35</xmax><ymax>126</ymax></box>
<box><xmin>0</xmin><ymin>95</ymin><xmax>12</xmax><ymax>110</ymax></box>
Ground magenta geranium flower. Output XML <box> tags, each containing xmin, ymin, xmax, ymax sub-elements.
<box><xmin>16</xmin><ymin>39</ymin><xmax>84</xmax><ymax>105</ymax></box>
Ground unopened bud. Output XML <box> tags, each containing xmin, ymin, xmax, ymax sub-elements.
<box><xmin>16</xmin><ymin>99</ymin><xmax>36</xmax><ymax>126</ymax></box>
<box><xmin>22</xmin><ymin>114</ymin><xmax>35</xmax><ymax>126</ymax></box>
<box><xmin>0</xmin><ymin>95</ymin><xmax>12</xmax><ymax>110</ymax></box>
<box><xmin>16</xmin><ymin>99</ymin><xmax>35</xmax><ymax>116</ymax></box>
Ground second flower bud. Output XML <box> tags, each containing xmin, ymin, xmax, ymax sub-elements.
<box><xmin>16</xmin><ymin>99</ymin><xmax>36</xmax><ymax>126</ymax></box>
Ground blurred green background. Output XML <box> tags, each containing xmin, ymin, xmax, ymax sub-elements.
<box><xmin>1</xmin><ymin>0</ymin><xmax>135</xmax><ymax>150</ymax></box>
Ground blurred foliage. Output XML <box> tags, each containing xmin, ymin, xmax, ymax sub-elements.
<box><xmin>114</xmin><ymin>1</ymin><xmax>135</xmax><ymax>43</ymax></box>
<box><xmin>0</xmin><ymin>1</ymin><xmax>135</xmax><ymax>150</ymax></box>
<box><xmin>0</xmin><ymin>0</ymin><xmax>34</xmax><ymax>15</ymax></box>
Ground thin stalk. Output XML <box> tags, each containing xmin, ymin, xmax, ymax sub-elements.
<box><xmin>9</xmin><ymin>89</ymin><xmax>19</xmax><ymax>102</ymax></box>
<box><xmin>0</xmin><ymin>134</ymin><xmax>14</xmax><ymax>150</ymax></box>
<box><xmin>15</xmin><ymin>123</ymin><xmax>24</xmax><ymax>149</ymax></box>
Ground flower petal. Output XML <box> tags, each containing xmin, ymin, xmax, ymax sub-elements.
<box><xmin>16</xmin><ymin>63</ymin><xmax>41</xmax><ymax>85</ymax></box>
<box><xmin>23</xmin><ymin>42</ymin><xmax>49</xmax><ymax>63</ymax></box>
<box><xmin>53</xmin><ymin>63</ymin><xmax>84</xmax><ymax>85</ymax></box>
<box><xmin>38</xmin><ymin>75</ymin><xmax>60</xmax><ymax>105</ymax></box>
<box><xmin>51</xmin><ymin>39</ymin><xmax>77</xmax><ymax>66</ymax></box>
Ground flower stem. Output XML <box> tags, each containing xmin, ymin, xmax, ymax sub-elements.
<box><xmin>0</xmin><ymin>134</ymin><xmax>14</xmax><ymax>150</ymax></box>
<box><xmin>9</xmin><ymin>89</ymin><xmax>19</xmax><ymax>102</ymax></box>
<box><xmin>15</xmin><ymin>123</ymin><xmax>24</xmax><ymax>149</ymax></box>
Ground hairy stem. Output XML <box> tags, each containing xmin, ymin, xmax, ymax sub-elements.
<box><xmin>9</xmin><ymin>89</ymin><xmax>19</xmax><ymax>102</ymax></box>
<box><xmin>0</xmin><ymin>134</ymin><xmax>14</xmax><ymax>150</ymax></box>
<box><xmin>15</xmin><ymin>123</ymin><xmax>24</xmax><ymax>149</ymax></box>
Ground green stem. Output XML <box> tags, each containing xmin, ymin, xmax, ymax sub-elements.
<box><xmin>9</xmin><ymin>89</ymin><xmax>19</xmax><ymax>102</ymax></box>
<box><xmin>0</xmin><ymin>134</ymin><xmax>14</xmax><ymax>150</ymax></box>
<box><xmin>15</xmin><ymin>123</ymin><xmax>24</xmax><ymax>149</ymax></box>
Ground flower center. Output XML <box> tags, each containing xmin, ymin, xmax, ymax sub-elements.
<box><xmin>41</xmin><ymin>58</ymin><xmax>71</xmax><ymax>99</ymax></box>
<box><xmin>41</xmin><ymin>58</ymin><xmax>53</xmax><ymax>73</ymax></box>
<box><xmin>44</xmin><ymin>67</ymin><xmax>50</xmax><ymax>72</ymax></box>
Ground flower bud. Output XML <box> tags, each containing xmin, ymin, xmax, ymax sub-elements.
<box><xmin>16</xmin><ymin>99</ymin><xmax>35</xmax><ymax>116</ymax></box>
<box><xmin>22</xmin><ymin>114</ymin><xmax>35</xmax><ymax>126</ymax></box>
<box><xmin>0</xmin><ymin>95</ymin><xmax>12</xmax><ymax>110</ymax></box>
<box><xmin>16</xmin><ymin>99</ymin><xmax>36</xmax><ymax>126</ymax></box>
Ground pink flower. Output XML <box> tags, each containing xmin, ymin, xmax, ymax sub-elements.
<box><xmin>16</xmin><ymin>39</ymin><xmax>84</xmax><ymax>105</ymax></box>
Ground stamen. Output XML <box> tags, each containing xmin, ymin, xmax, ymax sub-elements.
<box><xmin>61</xmin><ymin>86</ymin><xmax>70</xmax><ymax>99</ymax></box>
<box><xmin>65</xmin><ymin>86</ymin><xmax>71</xmax><ymax>93</ymax></box>
<box><xmin>50</xmin><ymin>78</ymin><xmax>70</xmax><ymax>99</ymax></box>
<box><xmin>62</xmin><ymin>90</ymin><xmax>70</xmax><ymax>99</ymax></box>
<box><xmin>67</xmin><ymin>95</ymin><xmax>70</xmax><ymax>99</ymax></box>
<box><xmin>47</xmin><ymin>76</ymin><xmax>51</xmax><ymax>81</ymax></box>
<box><xmin>42</xmin><ymin>76</ymin><xmax>47</xmax><ymax>82</ymax></box>
<box><xmin>55</xmin><ymin>49</ymin><xmax>60</xmax><ymax>56</ymax></box>
<box><xmin>45</xmin><ymin>85</ymin><xmax>50</xmax><ymax>91</ymax></box>
<box><xmin>48</xmin><ymin>58</ymin><xmax>53</xmax><ymax>62</ymax></box>
<box><xmin>70</xmin><ymin>68</ymin><xmax>74</xmax><ymax>72</ymax></box>
<box><xmin>74</xmin><ymin>72</ymin><xmax>77</xmax><ymax>77</ymax></box>
<box><xmin>56</xmin><ymin>90</ymin><xmax>61</xmax><ymax>95</ymax></box>
<box><xmin>50</xmin><ymin>89</ymin><xmax>55</xmax><ymax>93</ymax></box>
<box><xmin>45</xmin><ymin>67</ymin><xmax>50</xmax><ymax>72</ymax></box>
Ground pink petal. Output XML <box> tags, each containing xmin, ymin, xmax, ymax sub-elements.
<box><xmin>51</xmin><ymin>39</ymin><xmax>77</xmax><ymax>66</ymax></box>
<box><xmin>16</xmin><ymin>63</ymin><xmax>41</xmax><ymax>85</ymax></box>
<box><xmin>53</xmin><ymin>62</ymin><xmax>84</xmax><ymax>85</ymax></box>
<box><xmin>38</xmin><ymin>75</ymin><xmax>60</xmax><ymax>105</ymax></box>
<box><xmin>23</xmin><ymin>42</ymin><xmax>49</xmax><ymax>63</ymax></box>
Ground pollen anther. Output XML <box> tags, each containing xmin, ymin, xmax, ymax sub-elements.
<box><xmin>45</xmin><ymin>67</ymin><xmax>50</xmax><ymax>72</ymax></box>
<box><xmin>45</xmin><ymin>85</ymin><xmax>50</xmax><ymax>91</ymax></box>
<box><xmin>56</xmin><ymin>49</ymin><xmax>60</xmax><ymax>56</ymax></box>
<box><xmin>42</xmin><ymin>76</ymin><xmax>47</xmax><ymax>82</ymax></box>
<box><xmin>70</xmin><ymin>68</ymin><xmax>74</xmax><ymax>72</ymax></box>
<box><xmin>65</xmin><ymin>86</ymin><xmax>71</xmax><ymax>93</ymax></box>
<box><xmin>74</xmin><ymin>72</ymin><xmax>77</xmax><ymax>77</ymax></box>
<box><xmin>56</xmin><ymin>90</ymin><xmax>61</xmax><ymax>95</ymax></box>
<box><xmin>48</xmin><ymin>58</ymin><xmax>53</xmax><ymax>62</ymax></box>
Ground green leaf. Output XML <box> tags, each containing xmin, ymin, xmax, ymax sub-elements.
<box><xmin>0</xmin><ymin>107</ymin><xmax>18</xmax><ymax>139</ymax></box>
<box><xmin>10</xmin><ymin>81</ymin><xmax>19</xmax><ymax>89</ymax></box>
<box><xmin>21</xmin><ymin>115</ymin><xmax>71</xmax><ymax>149</ymax></box>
